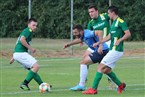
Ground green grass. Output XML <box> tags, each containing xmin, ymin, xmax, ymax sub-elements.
<box><xmin>0</xmin><ymin>38</ymin><xmax>145</xmax><ymax>97</ymax></box>
<box><xmin>1</xmin><ymin>57</ymin><xmax>145</xmax><ymax>97</ymax></box>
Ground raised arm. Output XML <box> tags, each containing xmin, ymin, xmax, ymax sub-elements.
<box><xmin>63</xmin><ymin>38</ymin><xmax>83</xmax><ymax>49</ymax></box>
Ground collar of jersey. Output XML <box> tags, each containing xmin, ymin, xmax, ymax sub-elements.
<box><xmin>28</xmin><ymin>28</ymin><xmax>32</xmax><ymax>32</ymax></box>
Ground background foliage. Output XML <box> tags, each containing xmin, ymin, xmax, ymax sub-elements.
<box><xmin>0</xmin><ymin>0</ymin><xmax>144</xmax><ymax>40</ymax></box>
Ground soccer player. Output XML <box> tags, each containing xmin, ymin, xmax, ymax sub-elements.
<box><xmin>82</xmin><ymin>5</ymin><xmax>111</xmax><ymax>62</ymax></box>
<box><xmin>64</xmin><ymin>24</ymin><xmax>109</xmax><ymax>91</ymax></box>
<box><xmin>87</xmin><ymin>5</ymin><xmax>110</xmax><ymax>46</ymax></box>
<box><xmin>82</xmin><ymin>5</ymin><xmax>131</xmax><ymax>94</ymax></box>
<box><xmin>9</xmin><ymin>18</ymin><xmax>44</xmax><ymax>90</ymax></box>
<box><xmin>68</xmin><ymin>5</ymin><xmax>114</xmax><ymax>91</ymax></box>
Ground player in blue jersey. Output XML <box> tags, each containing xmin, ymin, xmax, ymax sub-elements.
<box><xmin>64</xmin><ymin>24</ymin><xmax>109</xmax><ymax>90</ymax></box>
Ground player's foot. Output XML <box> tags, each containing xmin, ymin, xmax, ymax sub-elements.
<box><xmin>82</xmin><ymin>88</ymin><xmax>97</xmax><ymax>94</ymax></box>
<box><xmin>20</xmin><ymin>83</ymin><xmax>30</xmax><ymax>90</ymax></box>
<box><xmin>69</xmin><ymin>85</ymin><xmax>86</xmax><ymax>91</ymax></box>
<box><xmin>117</xmin><ymin>82</ymin><xmax>126</xmax><ymax>94</ymax></box>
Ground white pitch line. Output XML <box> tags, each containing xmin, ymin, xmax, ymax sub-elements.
<box><xmin>0</xmin><ymin>56</ymin><xmax>144</xmax><ymax>68</ymax></box>
<box><xmin>38</xmin><ymin>58</ymin><xmax>81</xmax><ymax>61</ymax></box>
<box><xmin>0</xmin><ymin>84</ymin><xmax>145</xmax><ymax>95</ymax></box>
<box><xmin>0</xmin><ymin>58</ymin><xmax>80</xmax><ymax>68</ymax></box>
<box><xmin>0</xmin><ymin>89</ymin><xmax>68</xmax><ymax>95</ymax></box>
<box><xmin>0</xmin><ymin>58</ymin><xmax>81</xmax><ymax>68</ymax></box>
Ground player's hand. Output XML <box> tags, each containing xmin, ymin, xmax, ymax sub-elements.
<box><xmin>80</xmin><ymin>42</ymin><xmax>84</xmax><ymax>46</ymax></box>
<box><xmin>114</xmin><ymin>40</ymin><xmax>121</xmax><ymax>46</ymax></box>
<box><xmin>63</xmin><ymin>44</ymin><xmax>70</xmax><ymax>49</ymax></box>
<box><xmin>93</xmin><ymin>42</ymin><xmax>99</xmax><ymax>48</ymax></box>
<box><xmin>9</xmin><ymin>58</ymin><xmax>14</xmax><ymax>64</ymax></box>
<box><xmin>29</xmin><ymin>47</ymin><xmax>36</xmax><ymax>53</ymax></box>
<box><xmin>97</xmin><ymin>46</ymin><xmax>103</xmax><ymax>54</ymax></box>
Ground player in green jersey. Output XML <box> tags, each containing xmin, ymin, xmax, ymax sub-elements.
<box><xmin>9</xmin><ymin>18</ymin><xmax>45</xmax><ymax>90</ymax></box>
<box><xmin>87</xmin><ymin>5</ymin><xmax>110</xmax><ymax>38</ymax></box>
<box><xmin>87</xmin><ymin>5</ymin><xmax>114</xmax><ymax>88</ymax></box>
<box><xmin>85</xmin><ymin>5</ymin><xmax>110</xmax><ymax>58</ymax></box>
<box><xmin>82</xmin><ymin>5</ymin><xmax>131</xmax><ymax>94</ymax></box>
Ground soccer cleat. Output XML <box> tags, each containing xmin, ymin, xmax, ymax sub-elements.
<box><xmin>20</xmin><ymin>83</ymin><xmax>30</xmax><ymax>90</ymax></box>
<box><xmin>117</xmin><ymin>82</ymin><xmax>126</xmax><ymax>94</ymax></box>
<box><xmin>82</xmin><ymin>88</ymin><xmax>97</xmax><ymax>94</ymax></box>
<box><xmin>69</xmin><ymin>85</ymin><xmax>86</xmax><ymax>91</ymax></box>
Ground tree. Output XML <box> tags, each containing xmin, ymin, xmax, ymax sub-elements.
<box><xmin>0</xmin><ymin>0</ymin><xmax>144</xmax><ymax>40</ymax></box>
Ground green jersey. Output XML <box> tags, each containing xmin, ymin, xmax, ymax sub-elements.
<box><xmin>14</xmin><ymin>27</ymin><xmax>33</xmax><ymax>52</ymax></box>
<box><xmin>109</xmin><ymin>17</ymin><xmax>129</xmax><ymax>52</ymax></box>
<box><xmin>87</xmin><ymin>13</ymin><xmax>110</xmax><ymax>38</ymax></box>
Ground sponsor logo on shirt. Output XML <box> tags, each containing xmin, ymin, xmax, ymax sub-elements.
<box><xmin>111</xmin><ymin>31</ymin><xmax>116</xmax><ymax>33</ymax></box>
<box><xmin>93</xmin><ymin>22</ymin><xmax>105</xmax><ymax>29</ymax></box>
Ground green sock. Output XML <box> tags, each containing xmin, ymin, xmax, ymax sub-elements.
<box><xmin>33</xmin><ymin>73</ymin><xmax>43</xmax><ymax>85</ymax></box>
<box><xmin>92</xmin><ymin>72</ymin><xmax>103</xmax><ymax>89</ymax></box>
<box><xmin>24</xmin><ymin>70</ymin><xmax>35</xmax><ymax>84</ymax></box>
<box><xmin>107</xmin><ymin>71</ymin><xmax>121</xmax><ymax>86</ymax></box>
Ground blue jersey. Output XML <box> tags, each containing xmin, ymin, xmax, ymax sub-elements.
<box><xmin>81</xmin><ymin>29</ymin><xmax>108</xmax><ymax>52</ymax></box>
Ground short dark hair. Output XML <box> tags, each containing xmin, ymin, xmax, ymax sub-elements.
<box><xmin>108</xmin><ymin>6</ymin><xmax>118</xmax><ymax>15</ymax></box>
<box><xmin>28</xmin><ymin>18</ymin><xmax>37</xmax><ymax>23</ymax></box>
<box><xmin>88</xmin><ymin>5</ymin><xmax>98</xmax><ymax>11</ymax></box>
<box><xmin>73</xmin><ymin>24</ymin><xmax>83</xmax><ymax>31</ymax></box>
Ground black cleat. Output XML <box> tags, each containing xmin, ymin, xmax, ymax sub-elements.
<box><xmin>20</xmin><ymin>83</ymin><xmax>30</xmax><ymax>90</ymax></box>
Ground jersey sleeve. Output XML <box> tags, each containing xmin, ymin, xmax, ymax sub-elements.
<box><xmin>21</xmin><ymin>29</ymin><xmax>30</xmax><ymax>38</ymax></box>
<box><xmin>100</xmin><ymin>13</ymin><xmax>110</xmax><ymax>21</ymax></box>
<box><xmin>118</xmin><ymin>18</ymin><xmax>129</xmax><ymax>31</ymax></box>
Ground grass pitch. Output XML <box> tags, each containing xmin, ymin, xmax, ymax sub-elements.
<box><xmin>0</xmin><ymin>38</ymin><xmax>145</xmax><ymax>97</ymax></box>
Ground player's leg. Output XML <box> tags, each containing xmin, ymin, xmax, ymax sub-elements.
<box><xmin>78</xmin><ymin>49</ymin><xmax>109</xmax><ymax>87</ymax></box>
<box><xmin>82</xmin><ymin>63</ymin><xmax>104</xmax><ymax>94</ymax></box>
<box><xmin>82</xmin><ymin>48</ymin><xmax>94</xmax><ymax>81</ymax></box>
<box><xmin>13</xmin><ymin>52</ymin><xmax>43</xmax><ymax>90</ymax></box>
<box><xmin>69</xmin><ymin>49</ymin><xmax>93</xmax><ymax>91</ymax></box>
<box><xmin>101</xmin><ymin>51</ymin><xmax>126</xmax><ymax>94</ymax></box>
<box><xmin>102</xmin><ymin>66</ymin><xmax>126</xmax><ymax>94</ymax></box>
<box><xmin>33</xmin><ymin>72</ymin><xmax>43</xmax><ymax>85</ymax></box>
<box><xmin>82</xmin><ymin>50</ymin><xmax>109</xmax><ymax>94</ymax></box>
<box><xmin>104</xmin><ymin>40</ymin><xmax>116</xmax><ymax>88</ymax></box>
<box><xmin>79</xmin><ymin>53</ymin><xmax>94</xmax><ymax>86</ymax></box>
<box><xmin>70</xmin><ymin>49</ymin><xmax>108</xmax><ymax>91</ymax></box>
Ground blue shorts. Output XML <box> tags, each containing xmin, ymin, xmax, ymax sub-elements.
<box><xmin>89</xmin><ymin>49</ymin><xmax>109</xmax><ymax>63</ymax></box>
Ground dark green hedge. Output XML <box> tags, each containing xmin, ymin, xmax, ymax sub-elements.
<box><xmin>0</xmin><ymin>0</ymin><xmax>144</xmax><ymax>40</ymax></box>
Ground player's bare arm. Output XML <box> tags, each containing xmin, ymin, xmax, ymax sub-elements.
<box><xmin>93</xmin><ymin>33</ymin><xmax>111</xmax><ymax>48</ymax></box>
<box><xmin>95</xmin><ymin>30</ymin><xmax>103</xmax><ymax>54</ymax></box>
<box><xmin>102</xmin><ymin>34</ymin><xmax>111</xmax><ymax>43</ymax></box>
<box><xmin>115</xmin><ymin>30</ymin><xmax>131</xmax><ymax>46</ymax></box>
<box><xmin>64</xmin><ymin>38</ymin><xmax>82</xmax><ymax>49</ymax></box>
<box><xmin>20</xmin><ymin>36</ymin><xmax>36</xmax><ymax>53</ymax></box>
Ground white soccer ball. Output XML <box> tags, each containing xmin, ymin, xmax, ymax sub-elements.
<box><xmin>39</xmin><ymin>83</ymin><xmax>51</xmax><ymax>93</ymax></box>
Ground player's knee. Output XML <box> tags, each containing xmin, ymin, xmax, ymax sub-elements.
<box><xmin>102</xmin><ymin>67</ymin><xmax>111</xmax><ymax>74</ymax></box>
<box><xmin>32</xmin><ymin>63</ymin><xmax>40</xmax><ymax>72</ymax></box>
<box><xmin>80</xmin><ymin>58</ymin><xmax>91</xmax><ymax>65</ymax></box>
<box><xmin>80</xmin><ymin>61</ymin><xmax>86</xmax><ymax>64</ymax></box>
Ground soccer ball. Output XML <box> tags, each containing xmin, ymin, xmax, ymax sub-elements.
<box><xmin>39</xmin><ymin>83</ymin><xmax>51</xmax><ymax>93</ymax></box>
